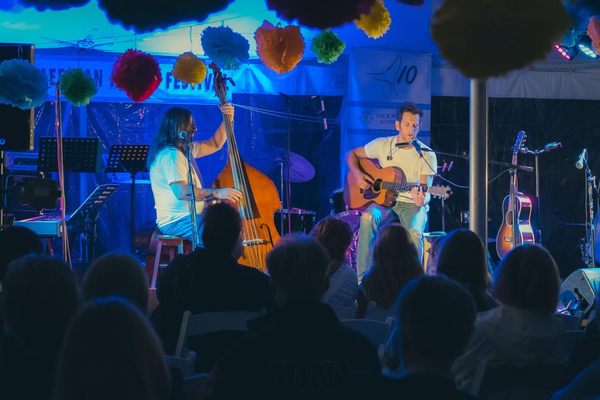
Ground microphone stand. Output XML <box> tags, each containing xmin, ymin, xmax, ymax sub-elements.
<box><xmin>583</xmin><ymin>153</ymin><xmax>596</xmax><ymax>267</ymax></box>
<box><xmin>520</xmin><ymin>142</ymin><xmax>562</xmax><ymax>244</ymax></box>
<box><xmin>183</xmin><ymin>137</ymin><xmax>199</xmax><ymax>251</ymax></box>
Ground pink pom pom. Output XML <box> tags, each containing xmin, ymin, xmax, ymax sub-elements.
<box><xmin>111</xmin><ymin>49</ymin><xmax>162</xmax><ymax>102</ymax></box>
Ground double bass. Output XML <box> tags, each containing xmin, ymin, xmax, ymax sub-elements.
<box><xmin>496</xmin><ymin>130</ymin><xmax>535</xmax><ymax>259</ymax></box>
<box><xmin>210</xmin><ymin>64</ymin><xmax>281</xmax><ymax>271</ymax></box>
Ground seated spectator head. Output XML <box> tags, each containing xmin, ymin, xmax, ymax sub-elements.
<box><xmin>0</xmin><ymin>226</ymin><xmax>43</xmax><ymax>283</ymax></box>
<box><xmin>434</xmin><ymin>229</ymin><xmax>491</xmax><ymax>307</ymax></box>
<box><xmin>362</xmin><ymin>223</ymin><xmax>423</xmax><ymax>309</ymax></box>
<box><xmin>310</xmin><ymin>217</ymin><xmax>353</xmax><ymax>276</ymax></box>
<box><xmin>1</xmin><ymin>256</ymin><xmax>80</xmax><ymax>356</ymax></box>
<box><xmin>493</xmin><ymin>244</ymin><xmax>560</xmax><ymax>313</ymax></box>
<box><xmin>386</xmin><ymin>275</ymin><xmax>476</xmax><ymax>370</ymax></box>
<box><xmin>82</xmin><ymin>253</ymin><xmax>148</xmax><ymax>314</ymax></box>
<box><xmin>201</xmin><ymin>202</ymin><xmax>242</xmax><ymax>255</ymax></box>
<box><xmin>267</xmin><ymin>235</ymin><xmax>329</xmax><ymax>305</ymax></box>
<box><xmin>53</xmin><ymin>297</ymin><xmax>170</xmax><ymax>400</ymax></box>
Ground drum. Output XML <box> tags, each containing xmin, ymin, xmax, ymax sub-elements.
<box><xmin>423</xmin><ymin>231</ymin><xmax>447</xmax><ymax>274</ymax></box>
<box><xmin>333</xmin><ymin>210</ymin><xmax>362</xmax><ymax>272</ymax></box>
<box><xmin>329</xmin><ymin>188</ymin><xmax>348</xmax><ymax>215</ymax></box>
<box><xmin>274</xmin><ymin>208</ymin><xmax>317</xmax><ymax>235</ymax></box>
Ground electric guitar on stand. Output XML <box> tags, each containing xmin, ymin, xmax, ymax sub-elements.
<box><xmin>496</xmin><ymin>131</ymin><xmax>536</xmax><ymax>259</ymax></box>
<box><xmin>344</xmin><ymin>158</ymin><xmax>451</xmax><ymax>210</ymax></box>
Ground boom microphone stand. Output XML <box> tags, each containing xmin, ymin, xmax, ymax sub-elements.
<box><xmin>581</xmin><ymin>150</ymin><xmax>596</xmax><ymax>267</ymax></box>
<box><xmin>181</xmin><ymin>134</ymin><xmax>199</xmax><ymax>251</ymax></box>
<box><xmin>520</xmin><ymin>141</ymin><xmax>562</xmax><ymax>243</ymax></box>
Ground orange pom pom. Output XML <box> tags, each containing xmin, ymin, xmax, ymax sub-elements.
<box><xmin>255</xmin><ymin>21</ymin><xmax>305</xmax><ymax>74</ymax></box>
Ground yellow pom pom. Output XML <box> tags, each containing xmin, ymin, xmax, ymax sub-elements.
<box><xmin>355</xmin><ymin>0</ymin><xmax>391</xmax><ymax>39</ymax></box>
<box><xmin>172</xmin><ymin>52</ymin><xmax>207</xmax><ymax>86</ymax></box>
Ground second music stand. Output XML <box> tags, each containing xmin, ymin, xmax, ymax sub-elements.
<box><xmin>104</xmin><ymin>145</ymin><xmax>149</xmax><ymax>252</ymax></box>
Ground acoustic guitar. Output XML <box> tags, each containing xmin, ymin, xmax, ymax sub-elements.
<box><xmin>344</xmin><ymin>158</ymin><xmax>451</xmax><ymax>210</ymax></box>
<box><xmin>496</xmin><ymin>131</ymin><xmax>535</xmax><ymax>259</ymax></box>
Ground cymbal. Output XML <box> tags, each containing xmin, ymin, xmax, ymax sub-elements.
<box><xmin>273</xmin><ymin>147</ymin><xmax>315</xmax><ymax>183</ymax></box>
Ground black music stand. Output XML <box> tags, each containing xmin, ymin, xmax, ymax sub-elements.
<box><xmin>104</xmin><ymin>145</ymin><xmax>149</xmax><ymax>252</ymax></box>
<box><xmin>38</xmin><ymin>137</ymin><xmax>102</xmax><ymax>173</ymax></box>
<box><xmin>68</xmin><ymin>184</ymin><xmax>119</xmax><ymax>266</ymax></box>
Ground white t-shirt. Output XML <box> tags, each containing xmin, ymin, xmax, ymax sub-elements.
<box><xmin>149</xmin><ymin>143</ymin><xmax>205</xmax><ymax>228</ymax></box>
<box><xmin>364</xmin><ymin>136</ymin><xmax>437</xmax><ymax>203</ymax></box>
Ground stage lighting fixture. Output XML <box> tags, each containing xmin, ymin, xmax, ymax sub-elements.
<box><xmin>577</xmin><ymin>35</ymin><xmax>598</xmax><ymax>59</ymax></box>
<box><xmin>555</xmin><ymin>44</ymin><xmax>578</xmax><ymax>60</ymax></box>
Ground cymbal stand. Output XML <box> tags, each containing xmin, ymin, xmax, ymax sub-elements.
<box><xmin>281</xmin><ymin>94</ymin><xmax>292</xmax><ymax>234</ymax></box>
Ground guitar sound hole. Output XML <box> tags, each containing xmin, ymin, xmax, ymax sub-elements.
<box><xmin>372</xmin><ymin>180</ymin><xmax>382</xmax><ymax>192</ymax></box>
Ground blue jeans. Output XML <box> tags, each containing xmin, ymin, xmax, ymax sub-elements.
<box><xmin>159</xmin><ymin>215</ymin><xmax>204</xmax><ymax>247</ymax></box>
<box><xmin>356</xmin><ymin>202</ymin><xmax>427</xmax><ymax>281</ymax></box>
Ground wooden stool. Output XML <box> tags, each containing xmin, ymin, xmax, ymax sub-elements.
<box><xmin>150</xmin><ymin>234</ymin><xmax>189</xmax><ymax>289</ymax></box>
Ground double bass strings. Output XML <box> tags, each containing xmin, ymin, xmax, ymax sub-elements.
<box><xmin>226</xmin><ymin>116</ymin><xmax>264</xmax><ymax>269</ymax></box>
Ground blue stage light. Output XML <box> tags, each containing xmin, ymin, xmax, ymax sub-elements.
<box><xmin>576</xmin><ymin>35</ymin><xmax>598</xmax><ymax>59</ymax></box>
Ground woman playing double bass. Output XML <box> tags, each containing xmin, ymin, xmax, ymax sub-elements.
<box><xmin>148</xmin><ymin>105</ymin><xmax>242</xmax><ymax>243</ymax></box>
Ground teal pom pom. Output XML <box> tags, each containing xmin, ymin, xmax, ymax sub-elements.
<box><xmin>60</xmin><ymin>68</ymin><xmax>97</xmax><ymax>106</ymax></box>
<box><xmin>0</xmin><ymin>59</ymin><xmax>48</xmax><ymax>110</ymax></box>
<box><xmin>201</xmin><ymin>26</ymin><xmax>250</xmax><ymax>70</ymax></box>
<box><xmin>311</xmin><ymin>30</ymin><xmax>345</xmax><ymax>64</ymax></box>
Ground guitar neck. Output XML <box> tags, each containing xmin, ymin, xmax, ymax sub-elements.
<box><xmin>382</xmin><ymin>182</ymin><xmax>427</xmax><ymax>192</ymax></box>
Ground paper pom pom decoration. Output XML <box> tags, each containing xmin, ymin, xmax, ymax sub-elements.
<box><xmin>431</xmin><ymin>0</ymin><xmax>571</xmax><ymax>78</ymax></box>
<box><xmin>312</xmin><ymin>30</ymin><xmax>346</xmax><ymax>64</ymax></box>
<box><xmin>396</xmin><ymin>0</ymin><xmax>424</xmax><ymax>6</ymax></box>
<box><xmin>0</xmin><ymin>59</ymin><xmax>48</xmax><ymax>110</ymax></box>
<box><xmin>255</xmin><ymin>21</ymin><xmax>305</xmax><ymax>74</ymax></box>
<box><xmin>587</xmin><ymin>16</ymin><xmax>600</xmax><ymax>54</ymax></box>
<box><xmin>355</xmin><ymin>0</ymin><xmax>391</xmax><ymax>39</ymax></box>
<box><xmin>201</xmin><ymin>26</ymin><xmax>250</xmax><ymax>70</ymax></box>
<box><xmin>98</xmin><ymin>0</ymin><xmax>234</xmax><ymax>33</ymax></box>
<box><xmin>266</xmin><ymin>0</ymin><xmax>375</xmax><ymax>29</ymax></box>
<box><xmin>111</xmin><ymin>49</ymin><xmax>162</xmax><ymax>102</ymax></box>
<box><xmin>20</xmin><ymin>0</ymin><xmax>89</xmax><ymax>10</ymax></box>
<box><xmin>59</xmin><ymin>68</ymin><xmax>97</xmax><ymax>106</ymax></box>
<box><xmin>172</xmin><ymin>52</ymin><xmax>207</xmax><ymax>86</ymax></box>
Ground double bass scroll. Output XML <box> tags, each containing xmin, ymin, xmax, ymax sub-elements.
<box><xmin>210</xmin><ymin>63</ymin><xmax>281</xmax><ymax>271</ymax></box>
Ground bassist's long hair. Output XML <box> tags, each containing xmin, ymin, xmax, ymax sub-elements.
<box><xmin>147</xmin><ymin>107</ymin><xmax>191</xmax><ymax>168</ymax></box>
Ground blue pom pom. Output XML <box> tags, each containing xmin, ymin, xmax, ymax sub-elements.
<box><xmin>0</xmin><ymin>59</ymin><xmax>48</xmax><ymax>110</ymax></box>
<box><xmin>201</xmin><ymin>26</ymin><xmax>249</xmax><ymax>70</ymax></box>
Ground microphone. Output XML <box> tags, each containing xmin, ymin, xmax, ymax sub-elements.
<box><xmin>412</xmin><ymin>139</ymin><xmax>423</xmax><ymax>157</ymax></box>
<box><xmin>576</xmin><ymin>148</ymin><xmax>587</xmax><ymax>169</ymax></box>
<box><xmin>319</xmin><ymin>97</ymin><xmax>328</xmax><ymax>131</ymax></box>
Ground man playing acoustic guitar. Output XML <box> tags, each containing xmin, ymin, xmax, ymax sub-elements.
<box><xmin>347</xmin><ymin>103</ymin><xmax>438</xmax><ymax>281</ymax></box>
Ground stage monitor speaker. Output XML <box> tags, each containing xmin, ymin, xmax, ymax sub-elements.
<box><xmin>559</xmin><ymin>268</ymin><xmax>600</xmax><ymax>314</ymax></box>
<box><xmin>0</xmin><ymin>43</ymin><xmax>35</xmax><ymax>151</ymax></box>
